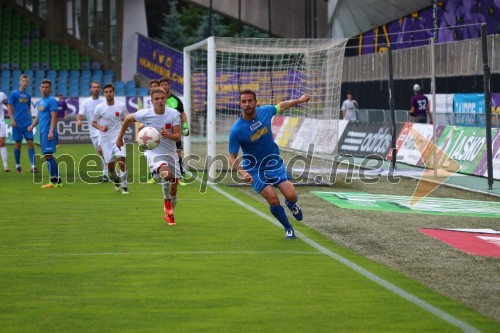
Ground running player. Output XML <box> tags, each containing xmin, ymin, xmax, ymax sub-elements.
<box><xmin>7</xmin><ymin>74</ymin><xmax>36</xmax><ymax>173</ymax></box>
<box><xmin>29</xmin><ymin>79</ymin><xmax>62</xmax><ymax>187</ymax></box>
<box><xmin>77</xmin><ymin>81</ymin><xmax>108</xmax><ymax>182</ymax></box>
<box><xmin>145</xmin><ymin>79</ymin><xmax>161</xmax><ymax>183</ymax></box>
<box><xmin>159</xmin><ymin>77</ymin><xmax>189</xmax><ymax>183</ymax></box>
<box><xmin>92</xmin><ymin>83</ymin><xmax>129</xmax><ymax>194</ymax></box>
<box><xmin>228</xmin><ymin>90</ymin><xmax>309</xmax><ymax>239</ymax></box>
<box><xmin>116</xmin><ymin>87</ymin><xmax>181</xmax><ymax>225</ymax></box>
<box><xmin>0</xmin><ymin>90</ymin><xmax>9</xmax><ymax>171</ymax></box>
<box><xmin>410</xmin><ymin>84</ymin><xmax>433</xmax><ymax>124</ymax></box>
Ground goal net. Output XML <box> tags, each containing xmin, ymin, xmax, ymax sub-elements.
<box><xmin>183</xmin><ymin>37</ymin><xmax>348</xmax><ymax>183</ymax></box>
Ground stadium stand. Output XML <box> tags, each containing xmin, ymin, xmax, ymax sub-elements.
<box><xmin>0</xmin><ymin>2</ymin><xmax>140</xmax><ymax>96</ymax></box>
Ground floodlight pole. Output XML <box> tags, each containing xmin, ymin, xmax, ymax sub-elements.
<box><xmin>387</xmin><ymin>46</ymin><xmax>397</xmax><ymax>171</ymax></box>
<box><xmin>481</xmin><ymin>24</ymin><xmax>494</xmax><ymax>190</ymax></box>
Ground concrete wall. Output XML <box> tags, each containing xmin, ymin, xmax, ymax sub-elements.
<box><xmin>185</xmin><ymin>0</ymin><xmax>328</xmax><ymax>38</ymax></box>
<box><xmin>122</xmin><ymin>0</ymin><xmax>148</xmax><ymax>81</ymax></box>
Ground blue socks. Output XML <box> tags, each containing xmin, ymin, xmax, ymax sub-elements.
<box><xmin>270</xmin><ymin>204</ymin><xmax>293</xmax><ymax>230</ymax></box>
<box><xmin>47</xmin><ymin>157</ymin><xmax>59</xmax><ymax>181</ymax></box>
<box><xmin>285</xmin><ymin>199</ymin><xmax>295</xmax><ymax>209</ymax></box>
<box><xmin>14</xmin><ymin>148</ymin><xmax>20</xmax><ymax>165</ymax></box>
<box><xmin>28</xmin><ymin>148</ymin><xmax>35</xmax><ymax>167</ymax></box>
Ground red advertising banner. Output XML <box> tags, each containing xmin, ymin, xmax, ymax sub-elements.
<box><xmin>419</xmin><ymin>229</ymin><xmax>500</xmax><ymax>258</ymax></box>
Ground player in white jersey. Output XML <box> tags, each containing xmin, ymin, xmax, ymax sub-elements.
<box><xmin>92</xmin><ymin>83</ymin><xmax>129</xmax><ymax>194</ymax></box>
<box><xmin>77</xmin><ymin>81</ymin><xmax>108</xmax><ymax>182</ymax></box>
<box><xmin>116</xmin><ymin>87</ymin><xmax>181</xmax><ymax>225</ymax></box>
<box><xmin>0</xmin><ymin>91</ymin><xmax>9</xmax><ymax>171</ymax></box>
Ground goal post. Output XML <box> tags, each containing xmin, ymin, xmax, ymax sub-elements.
<box><xmin>183</xmin><ymin>37</ymin><xmax>348</xmax><ymax>183</ymax></box>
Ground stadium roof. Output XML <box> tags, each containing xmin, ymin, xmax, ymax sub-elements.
<box><xmin>328</xmin><ymin>0</ymin><xmax>432</xmax><ymax>38</ymax></box>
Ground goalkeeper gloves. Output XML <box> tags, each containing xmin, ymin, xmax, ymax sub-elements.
<box><xmin>182</xmin><ymin>122</ymin><xmax>190</xmax><ymax>136</ymax></box>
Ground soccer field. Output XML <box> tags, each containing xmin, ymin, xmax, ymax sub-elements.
<box><xmin>0</xmin><ymin>144</ymin><xmax>498</xmax><ymax>332</ymax></box>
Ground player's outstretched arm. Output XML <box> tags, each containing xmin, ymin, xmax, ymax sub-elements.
<box><xmin>277</xmin><ymin>94</ymin><xmax>310</xmax><ymax>113</ymax></box>
<box><xmin>228</xmin><ymin>153</ymin><xmax>253</xmax><ymax>183</ymax></box>
<box><xmin>116</xmin><ymin>114</ymin><xmax>136</xmax><ymax>149</ymax></box>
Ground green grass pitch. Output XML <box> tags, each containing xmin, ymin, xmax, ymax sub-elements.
<box><xmin>0</xmin><ymin>144</ymin><xmax>497</xmax><ymax>332</ymax></box>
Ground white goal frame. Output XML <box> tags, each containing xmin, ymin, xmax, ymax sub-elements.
<box><xmin>183</xmin><ymin>37</ymin><xmax>348</xmax><ymax>182</ymax></box>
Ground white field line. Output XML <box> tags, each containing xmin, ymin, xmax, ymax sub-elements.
<box><xmin>207</xmin><ymin>181</ymin><xmax>481</xmax><ymax>333</ymax></box>
<box><xmin>0</xmin><ymin>251</ymin><xmax>321</xmax><ymax>257</ymax></box>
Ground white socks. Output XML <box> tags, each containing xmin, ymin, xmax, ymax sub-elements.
<box><xmin>0</xmin><ymin>147</ymin><xmax>7</xmax><ymax>169</ymax></box>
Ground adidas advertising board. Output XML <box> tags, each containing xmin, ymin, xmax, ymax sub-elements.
<box><xmin>338</xmin><ymin>123</ymin><xmax>402</xmax><ymax>157</ymax></box>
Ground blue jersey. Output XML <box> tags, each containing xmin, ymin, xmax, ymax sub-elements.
<box><xmin>8</xmin><ymin>89</ymin><xmax>32</xmax><ymax>127</ymax></box>
<box><xmin>229</xmin><ymin>105</ymin><xmax>282</xmax><ymax>171</ymax></box>
<box><xmin>36</xmin><ymin>96</ymin><xmax>59</xmax><ymax>133</ymax></box>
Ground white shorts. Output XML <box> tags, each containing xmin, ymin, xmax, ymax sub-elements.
<box><xmin>146</xmin><ymin>152</ymin><xmax>180</xmax><ymax>179</ymax></box>
<box><xmin>0</xmin><ymin>123</ymin><xmax>5</xmax><ymax>138</ymax></box>
<box><xmin>100</xmin><ymin>138</ymin><xmax>126</xmax><ymax>163</ymax></box>
<box><xmin>91</xmin><ymin>135</ymin><xmax>100</xmax><ymax>151</ymax></box>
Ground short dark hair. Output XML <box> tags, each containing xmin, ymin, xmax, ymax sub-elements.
<box><xmin>41</xmin><ymin>79</ymin><xmax>52</xmax><ymax>86</ymax></box>
<box><xmin>90</xmin><ymin>81</ymin><xmax>100</xmax><ymax>88</ymax></box>
<box><xmin>239</xmin><ymin>89</ymin><xmax>256</xmax><ymax>100</ymax></box>
<box><xmin>103</xmin><ymin>83</ymin><xmax>115</xmax><ymax>92</ymax></box>
<box><xmin>159</xmin><ymin>77</ymin><xmax>170</xmax><ymax>84</ymax></box>
<box><xmin>149</xmin><ymin>79</ymin><xmax>160</xmax><ymax>87</ymax></box>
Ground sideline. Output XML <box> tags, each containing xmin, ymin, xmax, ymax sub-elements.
<box><xmin>206</xmin><ymin>180</ymin><xmax>482</xmax><ymax>333</ymax></box>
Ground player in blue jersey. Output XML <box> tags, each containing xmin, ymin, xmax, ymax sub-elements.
<box><xmin>29</xmin><ymin>79</ymin><xmax>62</xmax><ymax>188</ymax></box>
<box><xmin>228</xmin><ymin>90</ymin><xmax>310</xmax><ymax>239</ymax></box>
<box><xmin>7</xmin><ymin>74</ymin><xmax>36</xmax><ymax>173</ymax></box>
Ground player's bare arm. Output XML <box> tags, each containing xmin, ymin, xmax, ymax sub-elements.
<box><xmin>160</xmin><ymin>125</ymin><xmax>181</xmax><ymax>142</ymax></box>
<box><xmin>92</xmin><ymin>120</ymin><xmax>108</xmax><ymax>133</ymax></box>
<box><xmin>48</xmin><ymin>111</ymin><xmax>57</xmax><ymax>140</ymax></box>
<box><xmin>277</xmin><ymin>94</ymin><xmax>310</xmax><ymax>112</ymax></box>
<box><xmin>116</xmin><ymin>114</ymin><xmax>137</xmax><ymax>149</ymax></box>
<box><xmin>7</xmin><ymin>104</ymin><xmax>16</xmax><ymax>127</ymax></box>
<box><xmin>76</xmin><ymin>114</ymin><xmax>83</xmax><ymax>127</ymax></box>
<box><xmin>426</xmin><ymin>103</ymin><xmax>433</xmax><ymax>124</ymax></box>
<box><xmin>228</xmin><ymin>153</ymin><xmax>253</xmax><ymax>183</ymax></box>
<box><xmin>180</xmin><ymin>112</ymin><xmax>188</xmax><ymax>124</ymax></box>
<box><xmin>28</xmin><ymin>115</ymin><xmax>39</xmax><ymax>131</ymax></box>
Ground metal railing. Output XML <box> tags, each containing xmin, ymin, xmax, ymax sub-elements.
<box><xmin>342</xmin><ymin>35</ymin><xmax>500</xmax><ymax>82</ymax></box>
<box><xmin>350</xmin><ymin>109</ymin><xmax>500</xmax><ymax>128</ymax></box>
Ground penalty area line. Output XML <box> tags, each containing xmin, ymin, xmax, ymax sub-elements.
<box><xmin>207</xmin><ymin>181</ymin><xmax>481</xmax><ymax>333</ymax></box>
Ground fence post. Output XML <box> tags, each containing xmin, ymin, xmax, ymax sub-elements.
<box><xmin>481</xmin><ymin>24</ymin><xmax>494</xmax><ymax>190</ymax></box>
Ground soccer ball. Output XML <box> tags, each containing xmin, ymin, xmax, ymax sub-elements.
<box><xmin>137</xmin><ymin>126</ymin><xmax>160</xmax><ymax>150</ymax></box>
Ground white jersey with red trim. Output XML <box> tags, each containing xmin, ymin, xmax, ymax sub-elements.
<box><xmin>134</xmin><ymin>106</ymin><xmax>180</xmax><ymax>156</ymax></box>
<box><xmin>93</xmin><ymin>101</ymin><xmax>127</xmax><ymax>141</ymax></box>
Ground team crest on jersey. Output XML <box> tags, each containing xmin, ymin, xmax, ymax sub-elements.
<box><xmin>249</xmin><ymin>121</ymin><xmax>262</xmax><ymax>131</ymax></box>
<box><xmin>115</xmin><ymin>111</ymin><xmax>120</xmax><ymax>116</ymax></box>
<box><xmin>250</xmin><ymin>127</ymin><xmax>268</xmax><ymax>142</ymax></box>
<box><xmin>165</xmin><ymin>123</ymin><xmax>172</xmax><ymax>129</ymax></box>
